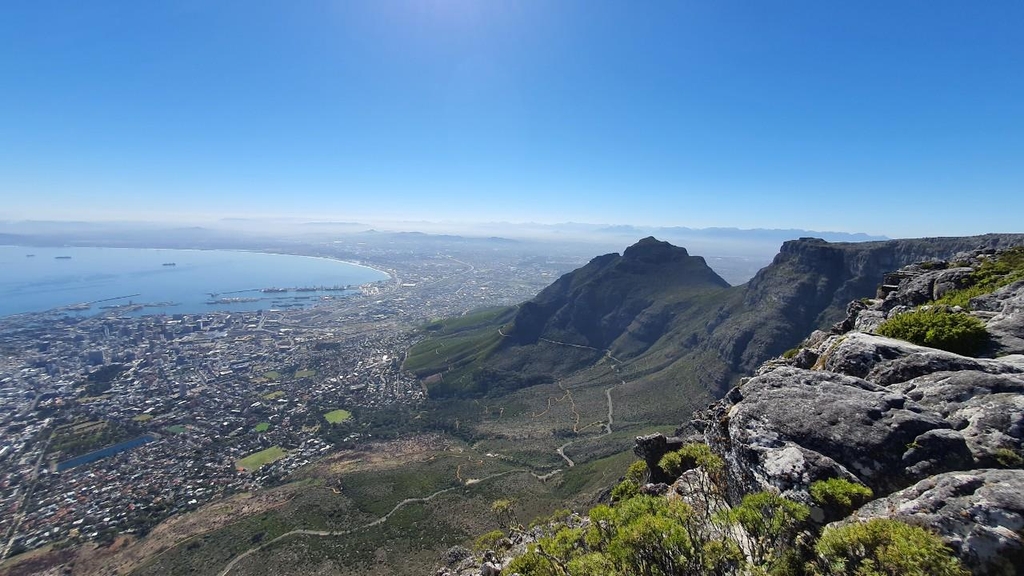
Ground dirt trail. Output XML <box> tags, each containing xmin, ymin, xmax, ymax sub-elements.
<box><xmin>217</xmin><ymin>470</ymin><xmax>519</xmax><ymax>576</ymax></box>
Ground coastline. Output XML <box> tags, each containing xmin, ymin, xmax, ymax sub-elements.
<box><xmin>0</xmin><ymin>244</ymin><xmax>394</xmax><ymax>283</ymax></box>
<box><xmin>0</xmin><ymin>245</ymin><xmax>393</xmax><ymax>318</ymax></box>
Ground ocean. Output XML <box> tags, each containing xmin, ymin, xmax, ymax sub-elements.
<box><xmin>0</xmin><ymin>246</ymin><xmax>389</xmax><ymax>318</ymax></box>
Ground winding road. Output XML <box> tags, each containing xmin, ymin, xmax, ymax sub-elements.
<box><xmin>218</xmin><ymin>470</ymin><xmax>521</xmax><ymax>576</ymax></box>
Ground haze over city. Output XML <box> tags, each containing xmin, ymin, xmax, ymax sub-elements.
<box><xmin>3</xmin><ymin>1</ymin><xmax>1023</xmax><ymax>236</ymax></box>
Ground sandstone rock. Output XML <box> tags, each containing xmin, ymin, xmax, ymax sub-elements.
<box><xmin>703</xmin><ymin>366</ymin><xmax>958</xmax><ymax>499</ymax></box>
<box><xmin>890</xmin><ymin>371</ymin><xmax>1024</xmax><ymax>463</ymax></box>
<box><xmin>974</xmin><ymin>279</ymin><xmax>1024</xmax><ymax>355</ymax></box>
<box><xmin>818</xmin><ymin>333</ymin><xmax>1023</xmax><ymax>385</ymax></box>
<box><xmin>634</xmin><ymin>433</ymin><xmax>685</xmax><ymax>483</ymax></box>
<box><xmin>881</xmin><ymin>269</ymin><xmax>945</xmax><ymax>311</ymax></box>
<box><xmin>847</xmin><ymin>469</ymin><xmax>1024</xmax><ymax>576</ymax></box>
<box><xmin>932</xmin><ymin>267</ymin><xmax>976</xmax><ymax>299</ymax></box>
<box><xmin>440</xmin><ymin>546</ymin><xmax>473</xmax><ymax>567</ymax></box>
<box><xmin>640</xmin><ymin>482</ymin><xmax>670</xmax><ymax>496</ymax></box>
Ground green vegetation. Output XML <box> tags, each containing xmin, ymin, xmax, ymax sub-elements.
<box><xmin>254</xmin><ymin>422</ymin><xmax>271</xmax><ymax>433</ymax></box>
<box><xmin>658</xmin><ymin>443</ymin><xmax>724</xmax><ymax>479</ymax></box>
<box><xmin>165</xmin><ymin>425</ymin><xmax>187</xmax><ymax>434</ymax></box>
<box><xmin>403</xmin><ymin>307</ymin><xmax>526</xmax><ymax>397</ymax></box>
<box><xmin>294</xmin><ymin>369</ymin><xmax>316</xmax><ymax>378</ymax></box>
<box><xmin>132</xmin><ymin>414</ymin><xmax>154</xmax><ymax>422</ymax></box>
<box><xmin>48</xmin><ymin>419</ymin><xmax>141</xmax><ymax>459</ymax></box>
<box><xmin>262</xmin><ymin>390</ymin><xmax>285</xmax><ymax>400</ymax></box>
<box><xmin>475</xmin><ymin>529</ymin><xmax>508</xmax><ymax>552</ymax></box>
<box><xmin>935</xmin><ymin>247</ymin><xmax>1024</xmax><ymax>309</ymax></box>
<box><xmin>877</xmin><ymin>308</ymin><xmax>988</xmax><ymax>355</ymax></box>
<box><xmin>812</xmin><ymin>518</ymin><xmax>968</xmax><ymax>576</ymax></box>
<box><xmin>491</xmin><ymin>499</ymin><xmax>523</xmax><ymax>533</ymax></box>
<box><xmin>236</xmin><ymin>446</ymin><xmax>287</xmax><ymax>471</ymax></box>
<box><xmin>993</xmin><ymin>448</ymin><xmax>1024</xmax><ymax>468</ymax></box>
<box><xmin>263</xmin><ymin>371</ymin><xmax>282</xmax><ymax>381</ymax></box>
<box><xmin>782</xmin><ymin>347</ymin><xmax>800</xmax><ymax>359</ymax></box>
<box><xmin>496</xmin><ymin>457</ymin><xmax>968</xmax><ymax>576</ymax></box>
<box><xmin>810</xmin><ymin>478</ymin><xmax>873</xmax><ymax>515</ymax></box>
<box><xmin>324</xmin><ymin>409</ymin><xmax>352</xmax><ymax>424</ymax></box>
<box><xmin>611</xmin><ymin>460</ymin><xmax>648</xmax><ymax>502</ymax></box>
<box><xmin>720</xmin><ymin>492</ymin><xmax>809</xmax><ymax>568</ymax></box>
<box><xmin>507</xmin><ymin>495</ymin><xmax>745</xmax><ymax>575</ymax></box>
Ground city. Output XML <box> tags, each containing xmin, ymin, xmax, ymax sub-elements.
<box><xmin>0</xmin><ymin>240</ymin><xmax>584</xmax><ymax>560</ymax></box>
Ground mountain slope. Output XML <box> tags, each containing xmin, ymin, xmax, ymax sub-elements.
<box><xmin>407</xmin><ymin>234</ymin><xmax>1024</xmax><ymax>405</ymax></box>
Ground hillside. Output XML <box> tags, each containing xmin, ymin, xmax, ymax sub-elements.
<box><xmin>407</xmin><ymin>234</ymin><xmax>1024</xmax><ymax>406</ymax></box>
<box><xmin>443</xmin><ymin>246</ymin><xmax>1024</xmax><ymax>576</ymax></box>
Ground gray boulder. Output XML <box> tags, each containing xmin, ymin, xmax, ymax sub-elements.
<box><xmin>818</xmin><ymin>333</ymin><xmax>1023</xmax><ymax>385</ymax></box>
<box><xmin>892</xmin><ymin>371</ymin><xmax>1024</xmax><ymax>463</ymax></box>
<box><xmin>881</xmin><ymin>269</ymin><xmax>946</xmax><ymax>311</ymax></box>
<box><xmin>634</xmin><ymin>433</ymin><xmax>685</xmax><ymax>484</ymax></box>
<box><xmin>973</xmin><ymin>279</ymin><xmax>1024</xmax><ymax>355</ymax></box>
<box><xmin>702</xmin><ymin>366</ymin><xmax>964</xmax><ymax>499</ymax></box>
<box><xmin>932</xmin><ymin>267</ymin><xmax>976</xmax><ymax>299</ymax></box>
<box><xmin>846</xmin><ymin>469</ymin><xmax>1024</xmax><ymax>576</ymax></box>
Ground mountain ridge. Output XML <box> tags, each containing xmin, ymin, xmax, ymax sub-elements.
<box><xmin>407</xmin><ymin>234</ymin><xmax>1024</xmax><ymax>402</ymax></box>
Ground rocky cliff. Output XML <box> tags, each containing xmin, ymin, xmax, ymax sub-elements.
<box><xmin>442</xmin><ymin>245</ymin><xmax>1024</xmax><ymax>576</ymax></box>
<box><xmin>663</xmin><ymin>246</ymin><xmax>1024</xmax><ymax>574</ymax></box>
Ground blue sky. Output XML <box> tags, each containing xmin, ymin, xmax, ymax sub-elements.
<box><xmin>1</xmin><ymin>1</ymin><xmax>1021</xmax><ymax>237</ymax></box>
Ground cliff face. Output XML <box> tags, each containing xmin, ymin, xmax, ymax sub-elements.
<box><xmin>707</xmin><ymin>234</ymin><xmax>1024</xmax><ymax>376</ymax></box>
<box><xmin>680</xmin><ymin>247</ymin><xmax>1024</xmax><ymax>574</ymax></box>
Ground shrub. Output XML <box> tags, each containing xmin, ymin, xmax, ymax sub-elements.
<box><xmin>474</xmin><ymin>529</ymin><xmax>507</xmax><ymax>552</ymax></box>
<box><xmin>937</xmin><ymin>246</ymin><xmax>1024</xmax><ymax>309</ymax></box>
<box><xmin>717</xmin><ymin>491</ymin><xmax>809</xmax><ymax>567</ymax></box>
<box><xmin>811</xmin><ymin>518</ymin><xmax>968</xmax><ymax>575</ymax></box>
<box><xmin>610</xmin><ymin>478</ymin><xmax>639</xmax><ymax>502</ymax></box>
<box><xmin>782</xmin><ymin>347</ymin><xmax>800</xmax><ymax>359</ymax></box>
<box><xmin>810</xmin><ymin>478</ymin><xmax>873</xmax><ymax>512</ymax></box>
<box><xmin>611</xmin><ymin>460</ymin><xmax>648</xmax><ymax>502</ymax></box>
<box><xmin>876</xmin><ymin>308</ymin><xmax>988</xmax><ymax>355</ymax></box>
<box><xmin>993</xmin><ymin>448</ymin><xmax>1024</xmax><ymax>468</ymax></box>
<box><xmin>659</xmin><ymin>443</ymin><xmax>723</xmax><ymax>478</ymax></box>
<box><xmin>624</xmin><ymin>460</ymin><xmax>648</xmax><ymax>484</ymax></box>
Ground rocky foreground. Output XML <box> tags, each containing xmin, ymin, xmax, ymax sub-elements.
<box><xmin>441</xmin><ymin>247</ymin><xmax>1024</xmax><ymax>575</ymax></box>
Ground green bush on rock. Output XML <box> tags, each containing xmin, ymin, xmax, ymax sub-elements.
<box><xmin>811</xmin><ymin>518</ymin><xmax>968</xmax><ymax>576</ymax></box>
<box><xmin>810</xmin><ymin>478</ymin><xmax>873</xmax><ymax>513</ymax></box>
<box><xmin>876</xmin><ymin>307</ymin><xmax>988</xmax><ymax>355</ymax></box>
<box><xmin>659</xmin><ymin>443</ymin><xmax>724</xmax><ymax>478</ymax></box>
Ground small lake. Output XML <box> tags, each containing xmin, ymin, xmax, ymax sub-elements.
<box><xmin>0</xmin><ymin>246</ymin><xmax>389</xmax><ymax>317</ymax></box>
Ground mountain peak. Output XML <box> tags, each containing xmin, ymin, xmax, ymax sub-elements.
<box><xmin>623</xmin><ymin>236</ymin><xmax>690</xmax><ymax>263</ymax></box>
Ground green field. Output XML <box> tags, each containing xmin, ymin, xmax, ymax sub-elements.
<box><xmin>263</xmin><ymin>371</ymin><xmax>282</xmax><ymax>381</ymax></box>
<box><xmin>294</xmin><ymin>369</ymin><xmax>316</xmax><ymax>378</ymax></box>
<box><xmin>324</xmin><ymin>409</ymin><xmax>352</xmax><ymax>424</ymax></box>
<box><xmin>165</xmin><ymin>425</ymin><xmax>187</xmax><ymax>434</ymax></box>
<box><xmin>236</xmin><ymin>446</ymin><xmax>287</xmax><ymax>471</ymax></box>
<box><xmin>132</xmin><ymin>414</ymin><xmax>154</xmax><ymax>422</ymax></box>
<box><xmin>254</xmin><ymin>422</ymin><xmax>271</xmax><ymax>433</ymax></box>
<box><xmin>262</xmin><ymin>391</ymin><xmax>284</xmax><ymax>400</ymax></box>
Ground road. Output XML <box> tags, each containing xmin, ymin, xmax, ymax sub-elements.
<box><xmin>1</xmin><ymin>429</ymin><xmax>51</xmax><ymax>560</ymax></box>
<box><xmin>218</xmin><ymin>470</ymin><xmax>520</xmax><ymax>576</ymax></box>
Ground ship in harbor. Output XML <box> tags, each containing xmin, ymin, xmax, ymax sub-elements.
<box><xmin>54</xmin><ymin>255</ymin><xmax>72</xmax><ymax>260</ymax></box>
<box><xmin>206</xmin><ymin>297</ymin><xmax>262</xmax><ymax>305</ymax></box>
<box><xmin>162</xmin><ymin>262</ymin><xmax>176</xmax><ymax>266</ymax></box>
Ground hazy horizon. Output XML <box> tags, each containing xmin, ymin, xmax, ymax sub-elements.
<box><xmin>3</xmin><ymin>2</ymin><xmax>1022</xmax><ymax>237</ymax></box>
